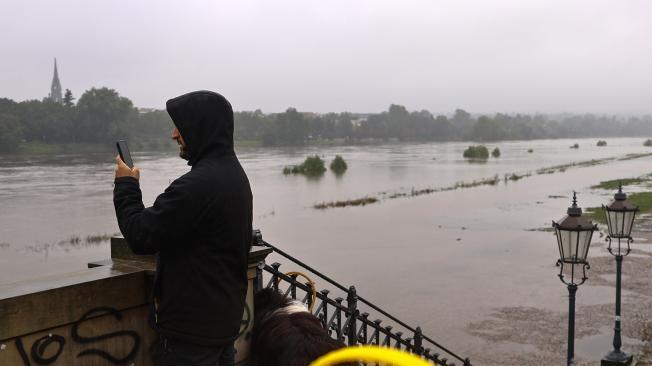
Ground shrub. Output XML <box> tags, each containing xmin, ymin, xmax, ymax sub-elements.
<box><xmin>527</xmin><ymin>148</ymin><xmax>534</xmax><ymax>153</ymax></box>
<box><xmin>283</xmin><ymin>155</ymin><xmax>326</xmax><ymax>176</ymax></box>
<box><xmin>463</xmin><ymin>145</ymin><xmax>489</xmax><ymax>159</ymax></box>
<box><xmin>491</xmin><ymin>147</ymin><xmax>501</xmax><ymax>158</ymax></box>
<box><xmin>302</xmin><ymin>155</ymin><xmax>326</xmax><ymax>176</ymax></box>
<box><xmin>283</xmin><ymin>166</ymin><xmax>301</xmax><ymax>175</ymax></box>
<box><xmin>644</xmin><ymin>139</ymin><xmax>652</xmax><ymax>147</ymax></box>
<box><xmin>597</xmin><ymin>140</ymin><xmax>607</xmax><ymax>147</ymax></box>
<box><xmin>330</xmin><ymin>155</ymin><xmax>348</xmax><ymax>174</ymax></box>
<box><xmin>570</xmin><ymin>143</ymin><xmax>579</xmax><ymax>149</ymax></box>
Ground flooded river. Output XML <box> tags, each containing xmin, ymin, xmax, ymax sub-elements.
<box><xmin>2</xmin><ymin>137</ymin><xmax>652</xmax><ymax>364</ymax></box>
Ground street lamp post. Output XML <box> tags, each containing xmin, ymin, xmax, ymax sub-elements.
<box><xmin>601</xmin><ymin>184</ymin><xmax>638</xmax><ymax>366</ymax></box>
<box><xmin>553</xmin><ymin>192</ymin><xmax>597</xmax><ymax>366</ymax></box>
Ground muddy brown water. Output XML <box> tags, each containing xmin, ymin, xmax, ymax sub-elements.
<box><xmin>2</xmin><ymin>137</ymin><xmax>651</xmax><ymax>364</ymax></box>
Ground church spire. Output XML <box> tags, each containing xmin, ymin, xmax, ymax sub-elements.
<box><xmin>48</xmin><ymin>58</ymin><xmax>63</xmax><ymax>104</ymax></box>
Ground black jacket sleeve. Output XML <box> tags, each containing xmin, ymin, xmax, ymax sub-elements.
<box><xmin>113</xmin><ymin>174</ymin><xmax>208</xmax><ymax>255</ymax></box>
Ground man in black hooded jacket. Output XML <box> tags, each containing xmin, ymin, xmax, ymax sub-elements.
<box><xmin>113</xmin><ymin>90</ymin><xmax>253</xmax><ymax>366</ymax></box>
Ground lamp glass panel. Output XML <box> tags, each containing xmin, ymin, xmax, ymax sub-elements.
<box><xmin>607</xmin><ymin>210</ymin><xmax>622</xmax><ymax>237</ymax></box>
<box><xmin>622</xmin><ymin>210</ymin><xmax>635</xmax><ymax>237</ymax></box>
<box><xmin>578</xmin><ymin>230</ymin><xmax>592</xmax><ymax>261</ymax></box>
<box><xmin>554</xmin><ymin>227</ymin><xmax>563</xmax><ymax>259</ymax></box>
<box><xmin>559</xmin><ymin>229</ymin><xmax>579</xmax><ymax>262</ymax></box>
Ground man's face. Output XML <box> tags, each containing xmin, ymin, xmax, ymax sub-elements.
<box><xmin>171</xmin><ymin>127</ymin><xmax>189</xmax><ymax>160</ymax></box>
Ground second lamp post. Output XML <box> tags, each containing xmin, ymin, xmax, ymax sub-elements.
<box><xmin>553</xmin><ymin>192</ymin><xmax>597</xmax><ymax>366</ymax></box>
<box><xmin>601</xmin><ymin>185</ymin><xmax>638</xmax><ymax>366</ymax></box>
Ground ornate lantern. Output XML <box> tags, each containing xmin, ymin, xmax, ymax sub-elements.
<box><xmin>553</xmin><ymin>192</ymin><xmax>597</xmax><ymax>268</ymax></box>
<box><xmin>601</xmin><ymin>184</ymin><xmax>638</xmax><ymax>365</ymax></box>
<box><xmin>552</xmin><ymin>192</ymin><xmax>597</xmax><ymax>366</ymax></box>
<box><xmin>603</xmin><ymin>184</ymin><xmax>638</xmax><ymax>255</ymax></box>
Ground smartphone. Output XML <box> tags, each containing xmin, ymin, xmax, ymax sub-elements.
<box><xmin>116</xmin><ymin>140</ymin><xmax>134</xmax><ymax>169</ymax></box>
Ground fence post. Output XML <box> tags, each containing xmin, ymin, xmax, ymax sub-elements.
<box><xmin>360</xmin><ymin>312</ymin><xmax>369</xmax><ymax>344</ymax></box>
<box><xmin>290</xmin><ymin>274</ymin><xmax>298</xmax><ymax>299</ymax></box>
<box><xmin>347</xmin><ymin>285</ymin><xmax>358</xmax><ymax>346</ymax></box>
<box><xmin>335</xmin><ymin>297</ymin><xmax>344</xmax><ymax>341</ymax></box>
<box><xmin>395</xmin><ymin>331</ymin><xmax>403</xmax><ymax>349</ymax></box>
<box><xmin>373</xmin><ymin>319</ymin><xmax>382</xmax><ymax>345</ymax></box>
<box><xmin>424</xmin><ymin>348</ymin><xmax>432</xmax><ymax>360</ymax></box>
<box><xmin>319</xmin><ymin>289</ymin><xmax>330</xmax><ymax>327</ymax></box>
<box><xmin>255</xmin><ymin>262</ymin><xmax>264</xmax><ymax>293</ymax></box>
<box><xmin>305</xmin><ymin>281</ymin><xmax>313</xmax><ymax>309</ymax></box>
<box><xmin>383</xmin><ymin>326</ymin><xmax>393</xmax><ymax>346</ymax></box>
<box><xmin>271</xmin><ymin>262</ymin><xmax>281</xmax><ymax>291</ymax></box>
<box><xmin>413</xmin><ymin>326</ymin><xmax>424</xmax><ymax>356</ymax></box>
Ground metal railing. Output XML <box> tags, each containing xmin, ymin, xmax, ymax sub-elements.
<box><xmin>253</xmin><ymin>233</ymin><xmax>472</xmax><ymax>366</ymax></box>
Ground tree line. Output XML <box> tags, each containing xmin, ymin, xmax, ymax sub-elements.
<box><xmin>236</xmin><ymin>105</ymin><xmax>652</xmax><ymax>145</ymax></box>
<box><xmin>0</xmin><ymin>88</ymin><xmax>172</xmax><ymax>152</ymax></box>
<box><xmin>2</xmin><ymin>87</ymin><xmax>652</xmax><ymax>152</ymax></box>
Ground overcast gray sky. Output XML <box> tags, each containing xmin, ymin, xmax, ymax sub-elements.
<box><xmin>1</xmin><ymin>0</ymin><xmax>651</xmax><ymax>114</ymax></box>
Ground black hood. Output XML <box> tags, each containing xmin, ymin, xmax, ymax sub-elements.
<box><xmin>166</xmin><ymin>90</ymin><xmax>234</xmax><ymax>165</ymax></box>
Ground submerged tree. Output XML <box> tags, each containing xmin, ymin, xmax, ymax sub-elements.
<box><xmin>330</xmin><ymin>155</ymin><xmax>348</xmax><ymax>174</ymax></box>
<box><xmin>283</xmin><ymin>155</ymin><xmax>327</xmax><ymax>177</ymax></box>
<box><xmin>463</xmin><ymin>145</ymin><xmax>489</xmax><ymax>160</ymax></box>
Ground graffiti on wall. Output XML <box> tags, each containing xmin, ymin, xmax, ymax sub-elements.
<box><xmin>9</xmin><ymin>306</ymin><xmax>141</xmax><ymax>366</ymax></box>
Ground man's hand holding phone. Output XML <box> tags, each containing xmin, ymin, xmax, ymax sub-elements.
<box><xmin>115</xmin><ymin>155</ymin><xmax>140</xmax><ymax>180</ymax></box>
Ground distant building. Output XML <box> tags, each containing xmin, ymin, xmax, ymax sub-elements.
<box><xmin>350</xmin><ymin>113</ymin><xmax>370</xmax><ymax>128</ymax></box>
<box><xmin>137</xmin><ymin>107</ymin><xmax>159</xmax><ymax>114</ymax></box>
<box><xmin>47</xmin><ymin>58</ymin><xmax>63</xmax><ymax>104</ymax></box>
<box><xmin>300</xmin><ymin>111</ymin><xmax>320</xmax><ymax>119</ymax></box>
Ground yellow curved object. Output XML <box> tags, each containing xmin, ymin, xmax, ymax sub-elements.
<box><xmin>277</xmin><ymin>271</ymin><xmax>317</xmax><ymax>312</ymax></box>
<box><xmin>310</xmin><ymin>345</ymin><xmax>434</xmax><ymax>366</ymax></box>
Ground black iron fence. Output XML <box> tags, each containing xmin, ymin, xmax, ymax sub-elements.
<box><xmin>252</xmin><ymin>232</ymin><xmax>472</xmax><ymax>366</ymax></box>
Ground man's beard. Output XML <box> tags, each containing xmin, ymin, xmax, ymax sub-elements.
<box><xmin>179</xmin><ymin>145</ymin><xmax>190</xmax><ymax>160</ymax></box>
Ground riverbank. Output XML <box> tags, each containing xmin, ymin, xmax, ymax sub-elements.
<box><xmin>466</xmin><ymin>174</ymin><xmax>652</xmax><ymax>365</ymax></box>
<box><xmin>0</xmin><ymin>138</ymin><xmax>447</xmax><ymax>155</ymax></box>
<box><xmin>6</xmin><ymin>140</ymin><xmax>178</xmax><ymax>155</ymax></box>
<box><xmin>1</xmin><ymin>138</ymin><xmax>375</xmax><ymax>156</ymax></box>
<box><xmin>467</xmin><ymin>219</ymin><xmax>652</xmax><ymax>365</ymax></box>
<box><xmin>8</xmin><ymin>137</ymin><xmax>652</xmax><ymax>156</ymax></box>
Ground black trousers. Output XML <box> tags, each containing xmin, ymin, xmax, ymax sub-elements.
<box><xmin>152</xmin><ymin>337</ymin><xmax>236</xmax><ymax>366</ymax></box>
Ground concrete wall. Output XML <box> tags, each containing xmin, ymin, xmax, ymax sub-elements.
<box><xmin>0</xmin><ymin>237</ymin><xmax>271</xmax><ymax>366</ymax></box>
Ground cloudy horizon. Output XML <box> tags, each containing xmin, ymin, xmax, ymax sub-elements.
<box><xmin>2</xmin><ymin>0</ymin><xmax>651</xmax><ymax>115</ymax></box>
